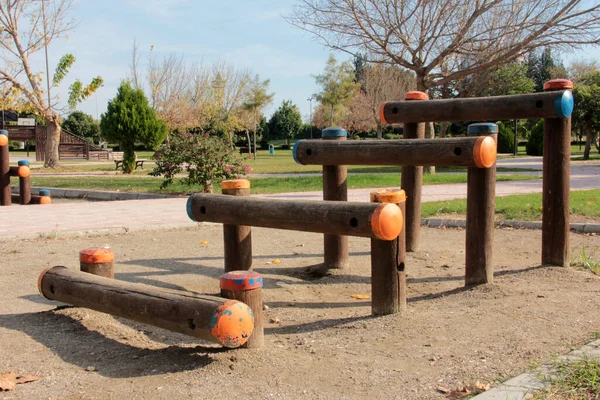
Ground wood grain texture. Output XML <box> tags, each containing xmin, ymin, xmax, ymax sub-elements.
<box><xmin>222</xmin><ymin>187</ymin><xmax>253</xmax><ymax>272</ymax></box>
<box><xmin>542</xmin><ymin>117</ymin><xmax>571</xmax><ymax>267</ymax></box>
<box><xmin>39</xmin><ymin>266</ymin><xmax>248</xmax><ymax>345</ymax></box>
<box><xmin>80</xmin><ymin>261</ymin><xmax>114</xmax><ymax>279</ymax></box>
<box><xmin>188</xmin><ymin>194</ymin><xmax>401</xmax><ymax>239</ymax></box>
<box><xmin>0</xmin><ymin>145</ymin><xmax>10</xmax><ymax>206</ymax></box>
<box><xmin>381</xmin><ymin>91</ymin><xmax>570</xmax><ymax>123</ymax></box>
<box><xmin>465</xmin><ymin>134</ymin><xmax>497</xmax><ymax>286</ymax></box>
<box><xmin>19</xmin><ymin>176</ymin><xmax>30</xmax><ymax>205</ymax></box>
<box><xmin>402</xmin><ymin>121</ymin><xmax>425</xmax><ymax>252</ymax></box>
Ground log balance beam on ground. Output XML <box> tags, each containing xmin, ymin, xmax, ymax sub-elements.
<box><xmin>38</xmin><ymin>266</ymin><xmax>255</xmax><ymax>348</ymax></box>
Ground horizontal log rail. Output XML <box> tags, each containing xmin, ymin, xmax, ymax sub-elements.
<box><xmin>379</xmin><ymin>90</ymin><xmax>573</xmax><ymax>124</ymax></box>
<box><xmin>187</xmin><ymin>194</ymin><xmax>403</xmax><ymax>241</ymax></box>
<box><xmin>293</xmin><ymin>136</ymin><xmax>496</xmax><ymax>168</ymax></box>
<box><xmin>38</xmin><ymin>266</ymin><xmax>254</xmax><ymax>348</ymax></box>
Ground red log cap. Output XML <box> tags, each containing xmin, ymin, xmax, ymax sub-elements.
<box><xmin>404</xmin><ymin>91</ymin><xmax>429</xmax><ymax>101</ymax></box>
<box><xmin>370</xmin><ymin>188</ymin><xmax>406</xmax><ymax>204</ymax></box>
<box><xmin>80</xmin><ymin>248</ymin><xmax>114</xmax><ymax>264</ymax></box>
<box><xmin>17</xmin><ymin>166</ymin><xmax>30</xmax><ymax>178</ymax></box>
<box><xmin>378</xmin><ymin>103</ymin><xmax>389</xmax><ymax>124</ymax></box>
<box><xmin>220</xmin><ymin>271</ymin><xmax>263</xmax><ymax>291</ymax></box>
<box><xmin>544</xmin><ymin>79</ymin><xmax>573</xmax><ymax>91</ymax></box>
<box><xmin>370</xmin><ymin>203</ymin><xmax>403</xmax><ymax>241</ymax></box>
<box><xmin>473</xmin><ymin>136</ymin><xmax>497</xmax><ymax>168</ymax></box>
<box><xmin>0</xmin><ymin>135</ymin><xmax>7</xmax><ymax>147</ymax></box>
<box><xmin>221</xmin><ymin>179</ymin><xmax>251</xmax><ymax>190</ymax></box>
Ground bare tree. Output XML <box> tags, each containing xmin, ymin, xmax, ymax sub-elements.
<box><xmin>0</xmin><ymin>0</ymin><xmax>102</xmax><ymax>167</ymax></box>
<box><xmin>288</xmin><ymin>0</ymin><xmax>600</xmax><ymax>92</ymax></box>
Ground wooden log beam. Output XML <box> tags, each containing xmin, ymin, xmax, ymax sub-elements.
<box><xmin>221</xmin><ymin>179</ymin><xmax>253</xmax><ymax>272</ymax></box>
<box><xmin>18</xmin><ymin>160</ymin><xmax>31</xmax><ymax>205</ymax></box>
<box><xmin>80</xmin><ymin>247</ymin><xmax>114</xmax><ymax>279</ymax></box>
<box><xmin>38</xmin><ymin>266</ymin><xmax>255</xmax><ymax>348</ymax></box>
<box><xmin>379</xmin><ymin>90</ymin><xmax>574</xmax><ymax>124</ymax></box>
<box><xmin>8</xmin><ymin>164</ymin><xmax>30</xmax><ymax>178</ymax></box>
<box><xmin>293</xmin><ymin>136</ymin><xmax>497</xmax><ymax>168</ymax></box>
<box><xmin>187</xmin><ymin>194</ymin><xmax>403</xmax><ymax>241</ymax></box>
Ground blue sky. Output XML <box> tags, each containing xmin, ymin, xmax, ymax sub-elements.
<box><xmin>32</xmin><ymin>0</ymin><xmax>600</xmax><ymax>121</ymax></box>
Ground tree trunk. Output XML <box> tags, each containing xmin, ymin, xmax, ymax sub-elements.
<box><xmin>376</xmin><ymin>123</ymin><xmax>382</xmax><ymax>139</ymax></box>
<box><xmin>245</xmin><ymin>130</ymin><xmax>252</xmax><ymax>157</ymax></box>
<box><xmin>44</xmin><ymin>116</ymin><xmax>61</xmax><ymax>168</ymax></box>
<box><xmin>439</xmin><ymin>121</ymin><xmax>448</xmax><ymax>138</ymax></box>
<box><xmin>253</xmin><ymin>129</ymin><xmax>257</xmax><ymax>159</ymax></box>
<box><xmin>204</xmin><ymin>180</ymin><xmax>213</xmax><ymax>193</ymax></box>
<box><xmin>330</xmin><ymin>104</ymin><xmax>334</xmax><ymax>126</ymax></box>
<box><xmin>424</xmin><ymin>122</ymin><xmax>436</xmax><ymax>174</ymax></box>
<box><xmin>584</xmin><ymin>121</ymin><xmax>592</xmax><ymax>160</ymax></box>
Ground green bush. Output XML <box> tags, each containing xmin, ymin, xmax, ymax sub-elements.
<box><xmin>150</xmin><ymin>132</ymin><xmax>249</xmax><ymax>192</ymax></box>
<box><xmin>497</xmin><ymin>122</ymin><xmax>515</xmax><ymax>154</ymax></box>
<box><xmin>383</xmin><ymin>133</ymin><xmax>402</xmax><ymax>140</ymax></box>
<box><xmin>526</xmin><ymin>120</ymin><xmax>544</xmax><ymax>156</ymax></box>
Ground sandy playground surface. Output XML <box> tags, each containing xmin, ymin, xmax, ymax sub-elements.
<box><xmin>0</xmin><ymin>225</ymin><xmax>599</xmax><ymax>399</ymax></box>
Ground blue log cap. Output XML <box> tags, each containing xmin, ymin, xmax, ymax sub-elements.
<box><xmin>292</xmin><ymin>140</ymin><xmax>304</xmax><ymax>165</ymax></box>
<box><xmin>467</xmin><ymin>123</ymin><xmax>498</xmax><ymax>135</ymax></box>
<box><xmin>39</xmin><ymin>189</ymin><xmax>51</xmax><ymax>196</ymax></box>
<box><xmin>322</xmin><ymin>127</ymin><xmax>347</xmax><ymax>138</ymax></box>
<box><xmin>186</xmin><ymin>195</ymin><xmax>195</xmax><ymax>221</ymax></box>
<box><xmin>18</xmin><ymin>160</ymin><xmax>30</xmax><ymax>166</ymax></box>
<box><xmin>0</xmin><ymin>130</ymin><xmax>8</xmax><ymax>135</ymax></box>
<box><xmin>554</xmin><ymin>90</ymin><xmax>574</xmax><ymax>119</ymax></box>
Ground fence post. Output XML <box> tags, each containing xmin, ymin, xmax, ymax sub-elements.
<box><xmin>370</xmin><ymin>189</ymin><xmax>406</xmax><ymax>315</ymax></box>
<box><xmin>542</xmin><ymin>79</ymin><xmax>573</xmax><ymax>268</ymax></box>
<box><xmin>465</xmin><ymin>123</ymin><xmax>498</xmax><ymax>285</ymax></box>
<box><xmin>18</xmin><ymin>160</ymin><xmax>31</xmax><ymax>205</ymax></box>
<box><xmin>221</xmin><ymin>179</ymin><xmax>253</xmax><ymax>272</ymax></box>
<box><xmin>398</xmin><ymin>92</ymin><xmax>427</xmax><ymax>251</ymax></box>
<box><xmin>321</xmin><ymin>127</ymin><xmax>349</xmax><ymax>269</ymax></box>
<box><xmin>0</xmin><ymin>130</ymin><xmax>10</xmax><ymax>206</ymax></box>
<box><xmin>80</xmin><ymin>247</ymin><xmax>115</xmax><ymax>279</ymax></box>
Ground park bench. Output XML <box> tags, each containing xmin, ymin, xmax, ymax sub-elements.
<box><xmin>112</xmin><ymin>151</ymin><xmax>145</xmax><ymax>170</ymax></box>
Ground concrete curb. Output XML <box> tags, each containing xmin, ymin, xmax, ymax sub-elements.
<box><xmin>0</xmin><ymin>222</ymin><xmax>220</xmax><ymax>242</ymax></box>
<box><xmin>11</xmin><ymin>186</ymin><xmax>182</xmax><ymax>201</ymax></box>
<box><xmin>473</xmin><ymin>339</ymin><xmax>600</xmax><ymax>399</ymax></box>
<box><xmin>422</xmin><ymin>218</ymin><xmax>600</xmax><ymax>234</ymax></box>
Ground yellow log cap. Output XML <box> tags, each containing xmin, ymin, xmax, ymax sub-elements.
<box><xmin>544</xmin><ymin>79</ymin><xmax>573</xmax><ymax>91</ymax></box>
<box><xmin>370</xmin><ymin>188</ymin><xmax>406</xmax><ymax>204</ymax></box>
<box><xmin>404</xmin><ymin>91</ymin><xmax>429</xmax><ymax>101</ymax></box>
<box><xmin>370</xmin><ymin>203</ymin><xmax>403</xmax><ymax>241</ymax></box>
<box><xmin>17</xmin><ymin>166</ymin><xmax>30</xmax><ymax>178</ymax></box>
<box><xmin>210</xmin><ymin>300</ymin><xmax>255</xmax><ymax>348</ymax></box>
<box><xmin>221</xmin><ymin>179</ymin><xmax>251</xmax><ymax>190</ymax></box>
<box><xmin>80</xmin><ymin>248</ymin><xmax>114</xmax><ymax>264</ymax></box>
<box><xmin>473</xmin><ymin>136</ymin><xmax>497</xmax><ymax>168</ymax></box>
<box><xmin>378</xmin><ymin>103</ymin><xmax>388</xmax><ymax>124</ymax></box>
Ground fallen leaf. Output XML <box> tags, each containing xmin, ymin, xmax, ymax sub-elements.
<box><xmin>200</xmin><ymin>241</ymin><xmax>208</xmax><ymax>245</ymax></box>
<box><xmin>351</xmin><ymin>294</ymin><xmax>370</xmax><ymax>299</ymax></box>
<box><xmin>269</xmin><ymin>318</ymin><xmax>280</xmax><ymax>323</ymax></box>
<box><xmin>16</xmin><ymin>375</ymin><xmax>39</xmax><ymax>385</ymax></box>
<box><xmin>0</xmin><ymin>372</ymin><xmax>16</xmax><ymax>391</ymax></box>
<box><xmin>436</xmin><ymin>386</ymin><xmax>450</xmax><ymax>394</ymax></box>
<box><xmin>444</xmin><ymin>386</ymin><xmax>471</xmax><ymax>400</ymax></box>
<box><xmin>272</xmin><ymin>259</ymin><xmax>281</xmax><ymax>264</ymax></box>
<box><xmin>473</xmin><ymin>381</ymin><xmax>491</xmax><ymax>391</ymax></box>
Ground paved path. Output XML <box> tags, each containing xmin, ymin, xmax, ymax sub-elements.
<box><xmin>1</xmin><ymin>158</ymin><xmax>598</xmax><ymax>239</ymax></box>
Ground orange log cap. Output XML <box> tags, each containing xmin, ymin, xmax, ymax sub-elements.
<box><xmin>404</xmin><ymin>91</ymin><xmax>429</xmax><ymax>101</ymax></box>
<box><xmin>473</xmin><ymin>136</ymin><xmax>497</xmax><ymax>168</ymax></box>
<box><xmin>17</xmin><ymin>166</ymin><xmax>30</xmax><ymax>178</ymax></box>
<box><xmin>39</xmin><ymin>196</ymin><xmax>52</xmax><ymax>205</ymax></box>
<box><xmin>370</xmin><ymin>188</ymin><xmax>406</xmax><ymax>204</ymax></box>
<box><xmin>38</xmin><ymin>265</ymin><xmax>61</xmax><ymax>297</ymax></box>
<box><xmin>221</xmin><ymin>179</ymin><xmax>251</xmax><ymax>190</ymax></box>
<box><xmin>210</xmin><ymin>300</ymin><xmax>255</xmax><ymax>348</ymax></box>
<box><xmin>80</xmin><ymin>248</ymin><xmax>114</xmax><ymax>264</ymax></box>
<box><xmin>220</xmin><ymin>271</ymin><xmax>263</xmax><ymax>291</ymax></box>
<box><xmin>378</xmin><ymin>102</ymin><xmax>388</xmax><ymax>124</ymax></box>
<box><xmin>544</xmin><ymin>79</ymin><xmax>573</xmax><ymax>91</ymax></box>
<box><xmin>0</xmin><ymin>134</ymin><xmax>7</xmax><ymax>147</ymax></box>
<box><xmin>370</xmin><ymin>203</ymin><xmax>403</xmax><ymax>241</ymax></box>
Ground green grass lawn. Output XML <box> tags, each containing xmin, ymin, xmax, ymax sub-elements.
<box><xmin>422</xmin><ymin>189</ymin><xmax>600</xmax><ymax>220</ymax></box>
<box><xmin>30</xmin><ymin>173</ymin><xmax>540</xmax><ymax>196</ymax></box>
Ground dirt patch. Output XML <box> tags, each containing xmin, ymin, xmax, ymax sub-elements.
<box><xmin>0</xmin><ymin>226</ymin><xmax>599</xmax><ymax>399</ymax></box>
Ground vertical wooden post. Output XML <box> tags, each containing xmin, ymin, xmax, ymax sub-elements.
<box><xmin>221</xmin><ymin>179</ymin><xmax>253</xmax><ymax>272</ymax></box>
<box><xmin>220</xmin><ymin>271</ymin><xmax>264</xmax><ymax>349</ymax></box>
<box><xmin>542</xmin><ymin>79</ymin><xmax>573</xmax><ymax>268</ymax></box>
<box><xmin>80</xmin><ymin>247</ymin><xmax>115</xmax><ymax>279</ymax></box>
<box><xmin>18</xmin><ymin>160</ymin><xmax>31</xmax><ymax>205</ymax></box>
<box><xmin>38</xmin><ymin>189</ymin><xmax>52</xmax><ymax>205</ymax></box>
<box><xmin>397</xmin><ymin>92</ymin><xmax>428</xmax><ymax>251</ymax></box>
<box><xmin>465</xmin><ymin>123</ymin><xmax>498</xmax><ymax>286</ymax></box>
<box><xmin>321</xmin><ymin>127</ymin><xmax>349</xmax><ymax>269</ymax></box>
<box><xmin>370</xmin><ymin>189</ymin><xmax>406</xmax><ymax>315</ymax></box>
<box><xmin>0</xmin><ymin>130</ymin><xmax>10</xmax><ymax>206</ymax></box>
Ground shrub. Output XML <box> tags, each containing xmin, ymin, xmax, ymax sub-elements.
<box><xmin>497</xmin><ymin>122</ymin><xmax>515</xmax><ymax>154</ymax></box>
<box><xmin>280</xmin><ymin>144</ymin><xmax>291</xmax><ymax>150</ymax></box>
<box><xmin>526</xmin><ymin>120</ymin><xmax>544</xmax><ymax>156</ymax></box>
<box><xmin>150</xmin><ymin>132</ymin><xmax>250</xmax><ymax>192</ymax></box>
